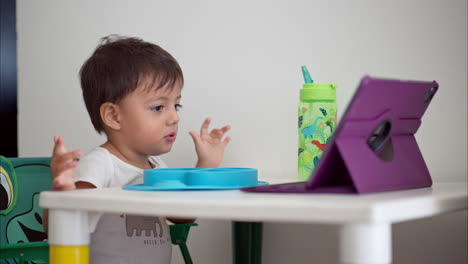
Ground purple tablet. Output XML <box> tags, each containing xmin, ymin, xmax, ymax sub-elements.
<box><xmin>242</xmin><ymin>76</ymin><xmax>438</xmax><ymax>194</ymax></box>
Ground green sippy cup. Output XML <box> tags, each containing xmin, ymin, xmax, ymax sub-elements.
<box><xmin>298</xmin><ymin>66</ymin><xmax>337</xmax><ymax>181</ymax></box>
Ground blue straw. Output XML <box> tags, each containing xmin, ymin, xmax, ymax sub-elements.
<box><xmin>301</xmin><ymin>66</ymin><xmax>314</xmax><ymax>84</ymax></box>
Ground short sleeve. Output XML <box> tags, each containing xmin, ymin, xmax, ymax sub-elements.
<box><xmin>75</xmin><ymin>148</ymin><xmax>114</xmax><ymax>188</ymax></box>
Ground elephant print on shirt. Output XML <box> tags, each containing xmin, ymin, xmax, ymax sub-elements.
<box><xmin>125</xmin><ymin>215</ymin><xmax>163</xmax><ymax>238</ymax></box>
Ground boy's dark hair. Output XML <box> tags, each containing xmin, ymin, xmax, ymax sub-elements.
<box><xmin>79</xmin><ymin>35</ymin><xmax>184</xmax><ymax>134</ymax></box>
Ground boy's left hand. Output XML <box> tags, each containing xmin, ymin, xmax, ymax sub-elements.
<box><xmin>189</xmin><ymin>117</ymin><xmax>231</xmax><ymax>168</ymax></box>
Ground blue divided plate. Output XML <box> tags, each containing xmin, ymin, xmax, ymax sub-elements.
<box><xmin>123</xmin><ymin>167</ymin><xmax>268</xmax><ymax>191</ymax></box>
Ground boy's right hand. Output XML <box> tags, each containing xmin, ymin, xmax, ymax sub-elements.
<box><xmin>50</xmin><ymin>136</ymin><xmax>81</xmax><ymax>191</ymax></box>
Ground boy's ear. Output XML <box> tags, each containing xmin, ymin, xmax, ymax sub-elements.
<box><xmin>100</xmin><ymin>102</ymin><xmax>121</xmax><ymax>131</ymax></box>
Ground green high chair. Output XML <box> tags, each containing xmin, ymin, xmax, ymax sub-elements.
<box><xmin>0</xmin><ymin>156</ymin><xmax>196</xmax><ymax>264</ymax></box>
<box><xmin>0</xmin><ymin>157</ymin><xmax>51</xmax><ymax>264</ymax></box>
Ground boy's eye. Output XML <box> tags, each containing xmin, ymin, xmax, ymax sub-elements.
<box><xmin>151</xmin><ymin>105</ymin><xmax>164</xmax><ymax>112</ymax></box>
<box><xmin>175</xmin><ymin>104</ymin><xmax>183</xmax><ymax>111</ymax></box>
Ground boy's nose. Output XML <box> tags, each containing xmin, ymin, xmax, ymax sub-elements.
<box><xmin>167</xmin><ymin>108</ymin><xmax>180</xmax><ymax>125</ymax></box>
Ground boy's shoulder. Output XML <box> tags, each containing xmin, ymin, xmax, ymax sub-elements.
<box><xmin>75</xmin><ymin>147</ymin><xmax>115</xmax><ymax>188</ymax></box>
<box><xmin>80</xmin><ymin>147</ymin><xmax>113</xmax><ymax>164</ymax></box>
<box><xmin>76</xmin><ymin>147</ymin><xmax>115</xmax><ymax>174</ymax></box>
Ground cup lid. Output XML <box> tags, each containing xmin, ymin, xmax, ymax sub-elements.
<box><xmin>301</xmin><ymin>83</ymin><xmax>337</xmax><ymax>101</ymax></box>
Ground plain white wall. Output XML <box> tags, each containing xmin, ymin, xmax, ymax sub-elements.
<box><xmin>16</xmin><ymin>0</ymin><xmax>467</xmax><ymax>263</ymax></box>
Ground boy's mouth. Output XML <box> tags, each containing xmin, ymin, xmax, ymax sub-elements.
<box><xmin>165</xmin><ymin>133</ymin><xmax>177</xmax><ymax>142</ymax></box>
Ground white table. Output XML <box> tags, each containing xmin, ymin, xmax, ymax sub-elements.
<box><xmin>39</xmin><ymin>181</ymin><xmax>467</xmax><ymax>264</ymax></box>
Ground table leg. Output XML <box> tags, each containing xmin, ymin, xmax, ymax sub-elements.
<box><xmin>232</xmin><ymin>221</ymin><xmax>263</xmax><ymax>264</ymax></box>
<box><xmin>339</xmin><ymin>222</ymin><xmax>391</xmax><ymax>264</ymax></box>
<box><xmin>48</xmin><ymin>209</ymin><xmax>90</xmax><ymax>264</ymax></box>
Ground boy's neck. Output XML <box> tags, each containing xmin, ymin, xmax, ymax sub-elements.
<box><xmin>100</xmin><ymin>141</ymin><xmax>153</xmax><ymax>170</ymax></box>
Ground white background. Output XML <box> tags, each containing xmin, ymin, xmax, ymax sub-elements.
<box><xmin>17</xmin><ymin>0</ymin><xmax>467</xmax><ymax>263</ymax></box>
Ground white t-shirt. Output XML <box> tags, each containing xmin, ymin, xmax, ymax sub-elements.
<box><xmin>75</xmin><ymin>147</ymin><xmax>172</xmax><ymax>264</ymax></box>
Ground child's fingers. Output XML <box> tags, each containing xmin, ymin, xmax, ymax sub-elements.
<box><xmin>53</xmin><ymin>177</ymin><xmax>66</xmax><ymax>189</ymax></box>
<box><xmin>211</xmin><ymin>125</ymin><xmax>230</xmax><ymax>139</ymax></box>
<box><xmin>52</xmin><ymin>136</ymin><xmax>67</xmax><ymax>156</ymax></box>
<box><xmin>220</xmin><ymin>125</ymin><xmax>231</xmax><ymax>134</ymax></box>
<box><xmin>52</xmin><ymin>150</ymin><xmax>81</xmax><ymax>166</ymax></box>
<box><xmin>223</xmin><ymin>136</ymin><xmax>231</xmax><ymax>146</ymax></box>
<box><xmin>189</xmin><ymin>131</ymin><xmax>201</xmax><ymax>146</ymax></box>
<box><xmin>63</xmin><ymin>159</ymin><xmax>79</xmax><ymax>171</ymax></box>
<box><xmin>200</xmin><ymin>118</ymin><xmax>211</xmax><ymax>137</ymax></box>
<box><xmin>52</xmin><ymin>159</ymin><xmax>79</xmax><ymax>178</ymax></box>
<box><xmin>52</xmin><ymin>176</ymin><xmax>76</xmax><ymax>191</ymax></box>
<box><xmin>51</xmin><ymin>151</ymin><xmax>81</xmax><ymax>177</ymax></box>
<box><xmin>209</xmin><ymin>129</ymin><xmax>221</xmax><ymax>138</ymax></box>
<box><xmin>52</xmin><ymin>178</ymin><xmax>64</xmax><ymax>189</ymax></box>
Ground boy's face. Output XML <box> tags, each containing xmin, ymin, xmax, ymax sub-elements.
<box><xmin>117</xmin><ymin>81</ymin><xmax>182</xmax><ymax>156</ymax></box>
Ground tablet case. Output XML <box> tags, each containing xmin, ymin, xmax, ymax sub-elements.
<box><xmin>242</xmin><ymin>76</ymin><xmax>438</xmax><ymax>194</ymax></box>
